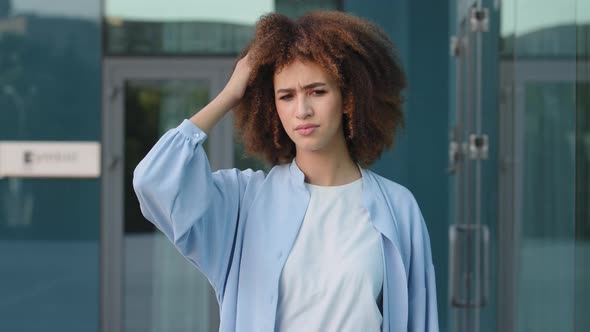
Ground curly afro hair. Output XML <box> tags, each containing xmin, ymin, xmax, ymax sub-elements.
<box><xmin>233</xmin><ymin>11</ymin><xmax>406</xmax><ymax>167</ymax></box>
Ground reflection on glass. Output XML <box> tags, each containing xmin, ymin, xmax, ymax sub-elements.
<box><xmin>275</xmin><ymin>0</ymin><xmax>339</xmax><ymax>18</ymax></box>
<box><xmin>0</xmin><ymin>1</ymin><xmax>101</xmax><ymax>331</ymax></box>
<box><xmin>106</xmin><ymin>0</ymin><xmax>273</xmax><ymax>23</ymax></box>
<box><xmin>500</xmin><ymin>0</ymin><xmax>590</xmax><ymax>331</ymax></box>
<box><xmin>10</xmin><ymin>0</ymin><xmax>99</xmax><ymax>20</ymax></box>
<box><xmin>575</xmin><ymin>1</ymin><xmax>590</xmax><ymax>329</ymax></box>
<box><xmin>500</xmin><ymin>0</ymin><xmax>590</xmax><ymax>39</ymax></box>
<box><xmin>104</xmin><ymin>0</ymin><xmax>340</xmax><ymax>55</ymax></box>
<box><xmin>124</xmin><ymin>79</ymin><xmax>215</xmax><ymax>331</ymax></box>
<box><xmin>106</xmin><ymin>18</ymin><xmax>255</xmax><ymax>55</ymax></box>
<box><xmin>517</xmin><ymin>83</ymin><xmax>575</xmax><ymax>331</ymax></box>
<box><xmin>522</xmin><ymin>83</ymin><xmax>575</xmax><ymax>237</ymax></box>
<box><xmin>500</xmin><ymin>0</ymin><xmax>589</xmax><ymax>57</ymax></box>
<box><xmin>104</xmin><ymin>0</ymin><xmax>273</xmax><ymax>55</ymax></box>
<box><xmin>575</xmin><ymin>79</ymin><xmax>590</xmax><ymax>331</ymax></box>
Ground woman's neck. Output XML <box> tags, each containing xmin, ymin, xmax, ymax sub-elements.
<box><xmin>295</xmin><ymin>149</ymin><xmax>361</xmax><ymax>186</ymax></box>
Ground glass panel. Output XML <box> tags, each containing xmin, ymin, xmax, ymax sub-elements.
<box><xmin>500</xmin><ymin>0</ymin><xmax>588</xmax><ymax>331</ymax></box>
<box><xmin>275</xmin><ymin>0</ymin><xmax>339</xmax><ymax>18</ymax></box>
<box><xmin>104</xmin><ymin>0</ymin><xmax>341</xmax><ymax>55</ymax></box>
<box><xmin>0</xmin><ymin>180</ymin><xmax>100</xmax><ymax>331</ymax></box>
<box><xmin>448</xmin><ymin>3</ymin><xmax>500</xmax><ymax>331</ymax></box>
<box><xmin>502</xmin><ymin>0</ymin><xmax>582</xmax><ymax>331</ymax></box>
<box><xmin>104</xmin><ymin>0</ymin><xmax>274</xmax><ymax>55</ymax></box>
<box><xmin>0</xmin><ymin>0</ymin><xmax>101</xmax><ymax>330</ymax></box>
<box><xmin>123</xmin><ymin>79</ymin><xmax>215</xmax><ymax>331</ymax></box>
<box><xmin>517</xmin><ymin>82</ymin><xmax>576</xmax><ymax>331</ymax></box>
<box><xmin>575</xmin><ymin>1</ymin><xmax>590</xmax><ymax>331</ymax></box>
<box><xmin>575</xmin><ymin>81</ymin><xmax>590</xmax><ymax>332</ymax></box>
<box><xmin>501</xmin><ymin>0</ymin><xmax>578</xmax><ymax>57</ymax></box>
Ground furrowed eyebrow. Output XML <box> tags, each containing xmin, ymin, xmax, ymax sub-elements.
<box><xmin>302</xmin><ymin>82</ymin><xmax>327</xmax><ymax>89</ymax></box>
<box><xmin>276</xmin><ymin>82</ymin><xmax>327</xmax><ymax>94</ymax></box>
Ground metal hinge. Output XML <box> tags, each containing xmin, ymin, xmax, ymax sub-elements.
<box><xmin>469</xmin><ymin>134</ymin><xmax>489</xmax><ymax>160</ymax></box>
<box><xmin>470</xmin><ymin>7</ymin><xmax>489</xmax><ymax>32</ymax></box>
<box><xmin>449</xmin><ymin>36</ymin><xmax>465</xmax><ymax>57</ymax></box>
<box><xmin>448</xmin><ymin>127</ymin><xmax>467</xmax><ymax>174</ymax></box>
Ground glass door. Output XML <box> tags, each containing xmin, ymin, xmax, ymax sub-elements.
<box><xmin>451</xmin><ymin>0</ymin><xmax>590</xmax><ymax>331</ymax></box>
<box><xmin>498</xmin><ymin>0</ymin><xmax>588</xmax><ymax>330</ymax></box>
<box><xmin>123</xmin><ymin>78</ymin><xmax>216</xmax><ymax>332</ymax></box>
<box><xmin>448</xmin><ymin>1</ymin><xmax>495</xmax><ymax>331</ymax></box>
<box><xmin>101</xmin><ymin>58</ymin><xmax>236</xmax><ymax>332</ymax></box>
<box><xmin>449</xmin><ymin>0</ymin><xmax>490</xmax><ymax>330</ymax></box>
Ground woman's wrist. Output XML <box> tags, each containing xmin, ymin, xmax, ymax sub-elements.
<box><xmin>189</xmin><ymin>93</ymin><xmax>234</xmax><ymax>133</ymax></box>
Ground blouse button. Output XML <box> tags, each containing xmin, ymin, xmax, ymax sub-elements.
<box><xmin>193</xmin><ymin>132</ymin><xmax>200</xmax><ymax>138</ymax></box>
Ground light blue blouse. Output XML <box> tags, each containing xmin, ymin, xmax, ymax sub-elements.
<box><xmin>133</xmin><ymin>119</ymin><xmax>439</xmax><ymax>332</ymax></box>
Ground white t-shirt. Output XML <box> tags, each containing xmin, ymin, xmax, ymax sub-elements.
<box><xmin>275</xmin><ymin>178</ymin><xmax>384</xmax><ymax>332</ymax></box>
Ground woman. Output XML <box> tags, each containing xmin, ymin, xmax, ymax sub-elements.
<box><xmin>134</xmin><ymin>11</ymin><xmax>439</xmax><ymax>332</ymax></box>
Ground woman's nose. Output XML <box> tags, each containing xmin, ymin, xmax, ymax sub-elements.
<box><xmin>295</xmin><ymin>97</ymin><xmax>312</xmax><ymax>119</ymax></box>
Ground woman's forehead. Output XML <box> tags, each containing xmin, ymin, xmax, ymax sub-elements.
<box><xmin>273</xmin><ymin>59</ymin><xmax>338</xmax><ymax>86</ymax></box>
<box><xmin>273</xmin><ymin>59</ymin><xmax>336</xmax><ymax>84</ymax></box>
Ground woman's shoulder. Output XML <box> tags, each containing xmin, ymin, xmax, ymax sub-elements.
<box><xmin>263</xmin><ymin>161</ymin><xmax>301</xmax><ymax>184</ymax></box>
<box><xmin>363</xmin><ymin>168</ymin><xmax>417</xmax><ymax>205</ymax></box>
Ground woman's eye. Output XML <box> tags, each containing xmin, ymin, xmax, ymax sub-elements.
<box><xmin>311</xmin><ymin>90</ymin><xmax>327</xmax><ymax>95</ymax></box>
<box><xmin>279</xmin><ymin>95</ymin><xmax>293</xmax><ymax>100</ymax></box>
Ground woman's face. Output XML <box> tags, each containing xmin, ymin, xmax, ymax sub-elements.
<box><xmin>273</xmin><ymin>60</ymin><xmax>346</xmax><ymax>155</ymax></box>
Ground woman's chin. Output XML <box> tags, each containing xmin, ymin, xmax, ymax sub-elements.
<box><xmin>294</xmin><ymin>143</ymin><xmax>328</xmax><ymax>154</ymax></box>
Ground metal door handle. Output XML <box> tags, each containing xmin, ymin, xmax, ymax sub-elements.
<box><xmin>449</xmin><ymin>223</ymin><xmax>490</xmax><ymax>308</ymax></box>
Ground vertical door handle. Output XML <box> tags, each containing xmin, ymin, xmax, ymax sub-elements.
<box><xmin>449</xmin><ymin>223</ymin><xmax>490</xmax><ymax>308</ymax></box>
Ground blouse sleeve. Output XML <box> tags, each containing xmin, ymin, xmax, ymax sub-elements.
<box><xmin>408</xmin><ymin>197</ymin><xmax>440</xmax><ymax>332</ymax></box>
<box><xmin>132</xmin><ymin>119</ymin><xmax>263</xmax><ymax>297</ymax></box>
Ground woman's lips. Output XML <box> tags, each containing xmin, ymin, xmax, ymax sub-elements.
<box><xmin>295</xmin><ymin>124</ymin><xmax>319</xmax><ymax>136</ymax></box>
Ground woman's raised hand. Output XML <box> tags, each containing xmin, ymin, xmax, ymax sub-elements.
<box><xmin>220</xmin><ymin>53</ymin><xmax>253</xmax><ymax>109</ymax></box>
<box><xmin>189</xmin><ymin>53</ymin><xmax>252</xmax><ymax>134</ymax></box>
